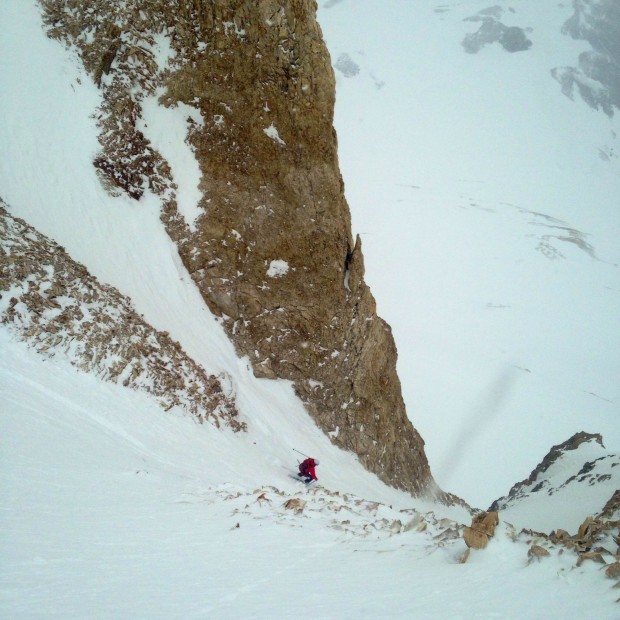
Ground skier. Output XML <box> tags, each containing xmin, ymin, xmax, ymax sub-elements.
<box><xmin>297</xmin><ymin>457</ymin><xmax>319</xmax><ymax>484</ymax></box>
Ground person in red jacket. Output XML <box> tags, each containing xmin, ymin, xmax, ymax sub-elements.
<box><xmin>297</xmin><ymin>457</ymin><xmax>319</xmax><ymax>484</ymax></box>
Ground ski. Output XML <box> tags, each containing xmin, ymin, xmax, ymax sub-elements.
<box><xmin>288</xmin><ymin>474</ymin><xmax>317</xmax><ymax>486</ymax></box>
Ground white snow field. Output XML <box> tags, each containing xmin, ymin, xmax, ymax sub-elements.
<box><xmin>2</xmin><ymin>335</ymin><xmax>618</xmax><ymax>619</ymax></box>
<box><xmin>1</xmin><ymin>1</ymin><xmax>619</xmax><ymax>617</ymax></box>
<box><xmin>317</xmin><ymin>0</ymin><xmax>620</xmax><ymax>505</ymax></box>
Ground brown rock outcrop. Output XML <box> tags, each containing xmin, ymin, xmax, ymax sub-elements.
<box><xmin>40</xmin><ymin>1</ymin><xmax>434</xmax><ymax>494</ymax></box>
<box><xmin>598</xmin><ymin>490</ymin><xmax>620</xmax><ymax>521</ymax></box>
<box><xmin>463</xmin><ymin>527</ymin><xmax>489</xmax><ymax>550</ymax></box>
<box><xmin>527</xmin><ymin>544</ymin><xmax>550</xmax><ymax>562</ymax></box>
<box><xmin>463</xmin><ymin>511</ymin><xmax>499</xmax><ymax>549</ymax></box>
<box><xmin>606</xmin><ymin>562</ymin><xmax>620</xmax><ymax>580</ymax></box>
<box><xmin>521</xmin><ymin>508</ymin><xmax>620</xmax><ymax>575</ymax></box>
<box><xmin>282</xmin><ymin>498</ymin><xmax>306</xmax><ymax>513</ymax></box>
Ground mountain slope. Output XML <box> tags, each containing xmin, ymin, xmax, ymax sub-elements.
<box><xmin>0</xmin><ymin>203</ymin><xmax>241</xmax><ymax>429</ymax></box>
<box><xmin>490</xmin><ymin>431</ymin><xmax>620</xmax><ymax>532</ymax></box>
<box><xmin>1</xmin><ymin>1</ymin><xmax>620</xmax><ymax>616</ymax></box>
<box><xmin>2</xmin><ymin>333</ymin><xmax>618</xmax><ymax>618</ymax></box>
<box><xmin>7</xmin><ymin>0</ymin><xmax>436</xmax><ymax>495</ymax></box>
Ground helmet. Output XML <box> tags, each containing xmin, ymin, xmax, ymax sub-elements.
<box><xmin>314</xmin><ymin>459</ymin><xmax>320</xmax><ymax>466</ymax></box>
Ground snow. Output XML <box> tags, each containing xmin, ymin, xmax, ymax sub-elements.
<box><xmin>149</xmin><ymin>31</ymin><xmax>176</xmax><ymax>73</ymax></box>
<box><xmin>497</xmin><ymin>439</ymin><xmax>620</xmax><ymax>533</ymax></box>
<box><xmin>266</xmin><ymin>259</ymin><xmax>290</xmax><ymax>277</ymax></box>
<box><xmin>137</xmin><ymin>89</ymin><xmax>204</xmax><ymax>232</ymax></box>
<box><xmin>317</xmin><ymin>0</ymin><xmax>620</xmax><ymax>507</ymax></box>
<box><xmin>1</xmin><ymin>1</ymin><xmax>620</xmax><ymax>616</ymax></box>
<box><xmin>263</xmin><ymin>122</ymin><xmax>286</xmax><ymax>145</ymax></box>
<box><xmin>2</xmin><ymin>333</ymin><xmax>618</xmax><ymax>619</ymax></box>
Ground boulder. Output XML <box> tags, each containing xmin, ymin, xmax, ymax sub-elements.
<box><xmin>463</xmin><ymin>511</ymin><xmax>500</xmax><ymax>549</ymax></box>
<box><xmin>578</xmin><ymin>516</ymin><xmax>595</xmax><ymax>540</ymax></box>
<box><xmin>528</xmin><ymin>544</ymin><xmax>551</xmax><ymax>562</ymax></box>
<box><xmin>463</xmin><ymin>526</ymin><xmax>489</xmax><ymax>550</ymax></box>
<box><xmin>474</xmin><ymin>511</ymin><xmax>500</xmax><ymax>536</ymax></box>
<box><xmin>605</xmin><ymin>562</ymin><xmax>620</xmax><ymax>580</ymax></box>
<box><xmin>576</xmin><ymin>551</ymin><xmax>606</xmax><ymax>567</ymax></box>
<box><xmin>282</xmin><ymin>498</ymin><xmax>306</xmax><ymax>513</ymax></box>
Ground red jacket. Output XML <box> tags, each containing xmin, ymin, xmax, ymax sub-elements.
<box><xmin>299</xmin><ymin>458</ymin><xmax>318</xmax><ymax>481</ymax></box>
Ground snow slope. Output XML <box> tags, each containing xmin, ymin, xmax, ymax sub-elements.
<box><xmin>1</xmin><ymin>1</ymin><xmax>620</xmax><ymax>616</ymax></box>
<box><xmin>3</xmin><ymin>333</ymin><xmax>619</xmax><ymax>619</ymax></box>
<box><xmin>2</xmin><ymin>0</ymin><xmax>617</xmax><ymax>510</ymax></box>
<box><xmin>317</xmin><ymin>0</ymin><xmax>620</xmax><ymax>506</ymax></box>
<box><xmin>492</xmin><ymin>434</ymin><xmax>620</xmax><ymax>533</ymax></box>
<box><xmin>0</xmin><ymin>0</ymin><xmax>445</xmax><ymax>507</ymax></box>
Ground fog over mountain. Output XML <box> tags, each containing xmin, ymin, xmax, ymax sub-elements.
<box><xmin>318</xmin><ymin>0</ymin><xmax>620</xmax><ymax>504</ymax></box>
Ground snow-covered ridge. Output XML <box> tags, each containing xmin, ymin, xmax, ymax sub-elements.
<box><xmin>490</xmin><ymin>432</ymin><xmax>620</xmax><ymax>532</ymax></box>
<box><xmin>553</xmin><ymin>0</ymin><xmax>620</xmax><ymax>117</ymax></box>
<box><xmin>455</xmin><ymin>0</ymin><xmax>619</xmax><ymax>116</ymax></box>
<box><xmin>0</xmin><ymin>203</ymin><xmax>243</xmax><ymax>431</ymax></box>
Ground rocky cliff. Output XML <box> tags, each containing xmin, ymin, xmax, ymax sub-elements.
<box><xmin>40</xmin><ymin>0</ymin><xmax>433</xmax><ymax>495</ymax></box>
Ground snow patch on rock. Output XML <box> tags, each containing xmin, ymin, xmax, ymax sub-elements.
<box><xmin>263</xmin><ymin>123</ymin><xmax>286</xmax><ymax>145</ymax></box>
<box><xmin>266</xmin><ymin>259</ymin><xmax>289</xmax><ymax>277</ymax></box>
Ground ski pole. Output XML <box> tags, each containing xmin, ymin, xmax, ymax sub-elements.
<box><xmin>293</xmin><ymin>448</ymin><xmax>310</xmax><ymax>459</ymax></box>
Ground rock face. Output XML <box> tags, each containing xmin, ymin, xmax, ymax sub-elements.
<box><xmin>40</xmin><ymin>1</ymin><xmax>433</xmax><ymax>494</ymax></box>
<box><xmin>0</xmin><ymin>202</ymin><xmax>242</xmax><ymax>430</ymax></box>
<box><xmin>527</xmin><ymin>544</ymin><xmax>550</xmax><ymax>562</ymax></box>
<box><xmin>462</xmin><ymin>6</ymin><xmax>532</xmax><ymax>54</ymax></box>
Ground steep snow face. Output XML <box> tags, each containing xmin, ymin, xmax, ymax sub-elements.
<box><xmin>0</xmin><ymin>0</ymin><xmax>279</xmax><ymax>437</ymax></box>
<box><xmin>317</xmin><ymin>0</ymin><xmax>620</xmax><ymax>506</ymax></box>
<box><xmin>0</xmin><ymin>0</ymin><xmax>436</xmax><ymax>502</ymax></box>
<box><xmin>490</xmin><ymin>432</ymin><xmax>620</xmax><ymax>532</ymax></box>
<box><xmin>0</xmin><ymin>0</ymin><xmax>354</xmax><ymax>489</ymax></box>
<box><xmin>18</xmin><ymin>0</ymin><xmax>434</xmax><ymax>496</ymax></box>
